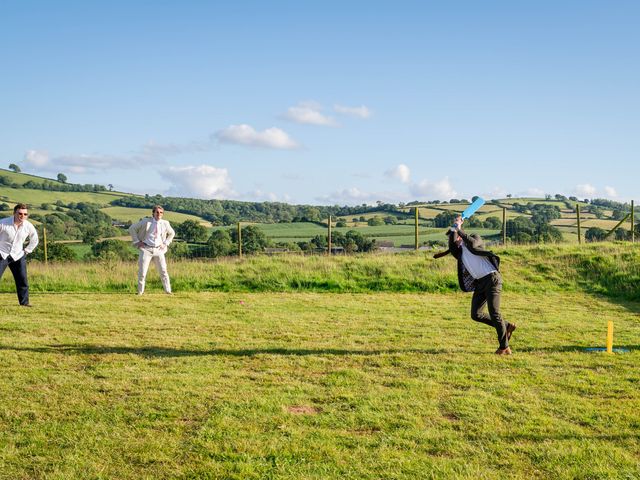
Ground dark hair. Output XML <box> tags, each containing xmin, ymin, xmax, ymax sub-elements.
<box><xmin>13</xmin><ymin>203</ymin><xmax>28</xmax><ymax>213</ymax></box>
<box><xmin>152</xmin><ymin>205</ymin><xmax>164</xmax><ymax>214</ymax></box>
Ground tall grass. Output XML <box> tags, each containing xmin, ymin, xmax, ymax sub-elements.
<box><xmin>4</xmin><ymin>242</ymin><xmax>639</xmax><ymax>300</ymax></box>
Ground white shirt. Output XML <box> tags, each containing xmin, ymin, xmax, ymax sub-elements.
<box><xmin>460</xmin><ymin>243</ymin><xmax>496</xmax><ymax>280</ymax></box>
<box><xmin>0</xmin><ymin>216</ymin><xmax>39</xmax><ymax>261</ymax></box>
<box><xmin>145</xmin><ymin>219</ymin><xmax>163</xmax><ymax>247</ymax></box>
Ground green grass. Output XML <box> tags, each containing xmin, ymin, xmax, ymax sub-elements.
<box><xmin>101</xmin><ymin>206</ymin><xmax>210</xmax><ymax>225</ymax></box>
<box><xmin>0</xmin><ymin>186</ymin><xmax>127</xmax><ymax>206</ymax></box>
<box><xmin>212</xmin><ymin>223</ymin><xmax>497</xmax><ymax>246</ymax></box>
<box><xmin>0</xmin><ymin>290</ymin><xmax>638</xmax><ymax>479</ymax></box>
<box><xmin>1</xmin><ymin>243</ymin><xmax>639</xmax><ymax>477</ymax></box>
<box><xmin>243</xmin><ymin>222</ymin><xmax>327</xmax><ymax>239</ymax></box>
<box><xmin>5</xmin><ymin>242</ymin><xmax>639</xmax><ymax>300</ymax></box>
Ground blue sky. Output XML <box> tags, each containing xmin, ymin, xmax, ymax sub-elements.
<box><xmin>1</xmin><ymin>1</ymin><xmax>638</xmax><ymax>205</ymax></box>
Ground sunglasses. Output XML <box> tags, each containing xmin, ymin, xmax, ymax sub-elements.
<box><xmin>17</xmin><ymin>212</ymin><xmax>29</xmax><ymax>217</ymax></box>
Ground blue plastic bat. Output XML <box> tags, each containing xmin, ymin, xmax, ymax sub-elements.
<box><xmin>452</xmin><ymin>197</ymin><xmax>485</xmax><ymax>228</ymax></box>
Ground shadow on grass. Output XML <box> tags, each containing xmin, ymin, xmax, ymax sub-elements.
<box><xmin>0</xmin><ymin>344</ymin><xmax>449</xmax><ymax>358</ymax></box>
<box><xmin>468</xmin><ymin>432</ymin><xmax>640</xmax><ymax>441</ymax></box>
<box><xmin>516</xmin><ymin>345</ymin><xmax>640</xmax><ymax>353</ymax></box>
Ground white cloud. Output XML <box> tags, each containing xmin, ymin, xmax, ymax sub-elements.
<box><xmin>23</xmin><ymin>150</ymin><xmax>50</xmax><ymax>168</ymax></box>
<box><xmin>21</xmin><ymin>138</ymin><xmax>209</xmax><ymax>174</ymax></box>
<box><xmin>282</xmin><ymin>102</ymin><xmax>338</xmax><ymax>127</ymax></box>
<box><xmin>574</xmin><ymin>183</ymin><xmax>597</xmax><ymax>197</ymax></box>
<box><xmin>523</xmin><ymin>188</ymin><xmax>546</xmax><ymax>197</ymax></box>
<box><xmin>385</xmin><ymin>164</ymin><xmax>411</xmax><ymax>184</ymax></box>
<box><xmin>23</xmin><ymin>150</ymin><xmax>160</xmax><ymax>174</ymax></box>
<box><xmin>334</xmin><ymin>104</ymin><xmax>373</xmax><ymax>119</ymax></box>
<box><xmin>215</xmin><ymin>124</ymin><xmax>299</xmax><ymax>149</ymax></box>
<box><xmin>242</xmin><ymin>189</ymin><xmax>291</xmax><ymax>203</ymax></box>
<box><xmin>159</xmin><ymin>165</ymin><xmax>236</xmax><ymax>199</ymax></box>
<box><xmin>604</xmin><ymin>186</ymin><xmax>618</xmax><ymax>197</ymax></box>
<box><xmin>141</xmin><ymin>139</ymin><xmax>211</xmax><ymax>156</ymax></box>
<box><xmin>410</xmin><ymin>176</ymin><xmax>457</xmax><ymax>200</ymax></box>
<box><xmin>487</xmin><ymin>186</ymin><xmax>508</xmax><ymax>199</ymax></box>
<box><xmin>315</xmin><ymin>187</ymin><xmax>407</xmax><ymax>205</ymax></box>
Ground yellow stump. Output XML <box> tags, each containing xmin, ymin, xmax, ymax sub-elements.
<box><xmin>606</xmin><ymin>321</ymin><xmax>614</xmax><ymax>354</ymax></box>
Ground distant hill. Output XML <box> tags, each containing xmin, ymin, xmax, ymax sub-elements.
<box><xmin>0</xmin><ymin>169</ymin><xmax>634</xmax><ymax>245</ymax></box>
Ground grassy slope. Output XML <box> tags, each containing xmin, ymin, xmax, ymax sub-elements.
<box><xmin>0</xmin><ymin>171</ymin><xmax>633</xmax><ymax>245</ymax></box>
<box><xmin>101</xmin><ymin>206</ymin><xmax>211</xmax><ymax>225</ymax></box>
<box><xmin>0</xmin><ymin>186</ymin><xmax>127</xmax><ymax>205</ymax></box>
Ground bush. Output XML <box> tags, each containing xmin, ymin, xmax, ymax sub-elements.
<box><xmin>585</xmin><ymin>227</ymin><xmax>607</xmax><ymax>242</ymax></box>
<box><xmin>175</xmin><ymin>220</ymin><xmax>208</xmax><ymax>243</ymax></box>
<box><xmin>166</xmin><ymin>241</ymin><xmax>191</xmax><ymax>259</ymax></box>
<box><xmin>90</xmin><ymin>239</ymin><xmax>136</xmax><ymax>261</ymax></box>
<box><xmin>30</xmin><ymin>242</ymin><xmax>77</xmax><ymax>262</ymax></box>
<box><xmin>434</xmin><ymin>211</ymin><xmax>458</xmax><ymax>228</ymax></box>
<box><xmin>208</xmin><ymin>229</ymin><xmax>234</xmax><ymax>258</ymax></box>
<box><xmin>230</xmin><ymin>225</ymin><xmax>270</xmax><ymax>254</ymax></box>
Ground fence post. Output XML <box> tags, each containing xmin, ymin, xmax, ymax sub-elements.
<box><xmin>502</xmin><ymin>207</ymin><xmax>506</xmax><ymax>245</ymax></box>
<box><xmin>327</xmin><ymin>215</ymin><xmax>332</xmax><ymax>255</ymax></box>
<box><xmin>237</xmin><ymin>222</ymin><xmax>242</xmax><ymax>258</ymax></box>
<box><xmin>43</xmin><ymin>226</ymin><xmax>48</xmax><ymax>265</ymax></box>
<box><xmin>631</xmin><ymin>200</ymin><xmax>635</xmax><ymax>243</ymax></box>
<box><xmin>414</xmin><ymin>207</ymin><xmax>419</xmax><ymax>251</ymax></box>
<box><xmin>576</xmin><ymin>203</ymin><xmax>581</xmax><ymax>244</ymax></box>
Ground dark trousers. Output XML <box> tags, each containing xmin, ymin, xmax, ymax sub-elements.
<box><xmin>0</xmin><ymin>255</ymin><xmax>30</xmax><ymax>305</ymax></box>
<box><xmin>471</xmin><ymin>271</ymin><xmax>509</xmax><ymax>349</ymax></box>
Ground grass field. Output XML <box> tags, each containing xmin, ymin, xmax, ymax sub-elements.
<box><xmin>0</xmin><ymin>292</ymin><xmax>638</xmax><ymax>479</ymax></box>
<box><xmin>0</xmin><ymin>244</ymin><xmax>639</xmax><ymax>478</ymax></box>
<box><xmin>0</xmin><ymin>186</ymin><xmax>127</xmax><ymax>206</ymax></box>
<box><xmin>100</xmin><ymin>206</ymin><xmax>210</xmax><ymax>225</ymax></box>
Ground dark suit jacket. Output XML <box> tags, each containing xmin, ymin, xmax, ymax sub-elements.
<box><xmin>436</xmin><ymin>229</ymin><xmax>500</xmax><ymax>292</ymax></box>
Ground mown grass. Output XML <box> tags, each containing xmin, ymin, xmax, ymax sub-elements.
<box><xmin>0</xmin><ymin>290</ymin><xmax>638</xmax><ymax>479</ymax></box>
<box><xmin>0</xmin><ymin>186</ymin><xmax>126</xmax><ymax>205</ymax></box>
<box><xmin>100</xmin><ymin>206</ymin><xmax>210</xmax><ymax>225</ymax></box>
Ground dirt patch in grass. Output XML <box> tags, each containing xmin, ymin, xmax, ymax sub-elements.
<box><xmin>286</xmin><ymin>405</ymin><xmax>320</xmax><ymax>415</ymax></box>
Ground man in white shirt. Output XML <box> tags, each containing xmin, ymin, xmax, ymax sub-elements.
<box><xmin>434</xmin><ymin>215</ymin><xmax>516</xmax><ymax>355</ymax></box>
<box><xmin>129</xmin><ymin>205</ymin><xmax>175</xmax><ymax>295</ymax></box>
<box><xmin>0</xmin><ymin>204</ymin><xmax>39</xmax><ymax>306</ymax></box>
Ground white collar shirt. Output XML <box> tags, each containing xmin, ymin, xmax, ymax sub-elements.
<box><xmin>460</xmin><ymin>243</ymin><xmax>496</xmax><ymax>280</ymax></box>
<box><xmin>0</xmin><ymin>216</ymin><xmax>39</xmax><ymax>261</ymax></box>
<box><xmin>145</xmin><ymin>219</ymin><xmax>163</xmax><ymax>247</ymax></box>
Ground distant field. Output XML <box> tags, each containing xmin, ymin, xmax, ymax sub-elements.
<box><xmin>101</xmin><ymin>206</ymin><xmax>210</xmax><ymax>225</ymax></box>
<box><xmin>240</xmin><ymin>223</ymin><xmax>498</xmax><ymax>246</ymax></box>
<box><xmin>551</xmin><ymin>218</ymin><xmax>622</xmax><ymax>229</ymax></box>
<box><xmin>0</xmin><ymin>186</ymin><xmax>127</xmax><ymax>206</ymax></box>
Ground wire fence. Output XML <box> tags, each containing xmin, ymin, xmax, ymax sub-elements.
<box><xmin>35</xmin><ymin>202</ymin><xmax>637</xmax><ymax>263</ymax></box>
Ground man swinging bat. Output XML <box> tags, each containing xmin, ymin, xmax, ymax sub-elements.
<box><xmin>434</xmin><ymin>214</ymin><xmax>517</xmax><ymax>355</ymax></box>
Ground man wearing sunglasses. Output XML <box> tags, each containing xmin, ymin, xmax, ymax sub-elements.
<box><xmin>0</xmin><ymin>204</ymin><xmax>39</xmax><ymax>306</ymax></box>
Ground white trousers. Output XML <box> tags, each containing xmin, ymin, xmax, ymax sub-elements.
<box><xmin>137</xmin><ymin>246</ymin><xmax>171</xmax><ymax>294</ymax></box>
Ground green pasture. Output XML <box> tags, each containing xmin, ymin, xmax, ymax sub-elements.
<box><xmin>551</xmin><ymin>218</ymin><xmax>622</xmax><ymax>230</ymax></box>
<box><xmin>0</xmin><ymin>169</ymin><xmax>70</xmax><ymax>186</ymax></box>
<box><xmin>474</xmin><ymin>209</ymin><xmax>526</xmax><ymax>221</ymax></box>
<box><xmin>242</xmin><ymin>222</ymin><xmax>327</xmax><ymax>239</ymax></box>
<box><xmin>215</xmin><ymin>223</ymin><xmax>467</xmax><ymax>246</ymax></box>
<box><xmin>1</xmin><ymin>268</ymin><xmax>639</xmax><ymax>477</ymax></box>
<box><xmin>101</xmin><ymin>206</ymin><xmax>210</xmax><ymax>225</ymax></box>
<box><xmin>0</xmin><ymin>186</ymin><xmax>127</xmax><ymax>206</ymax></box>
